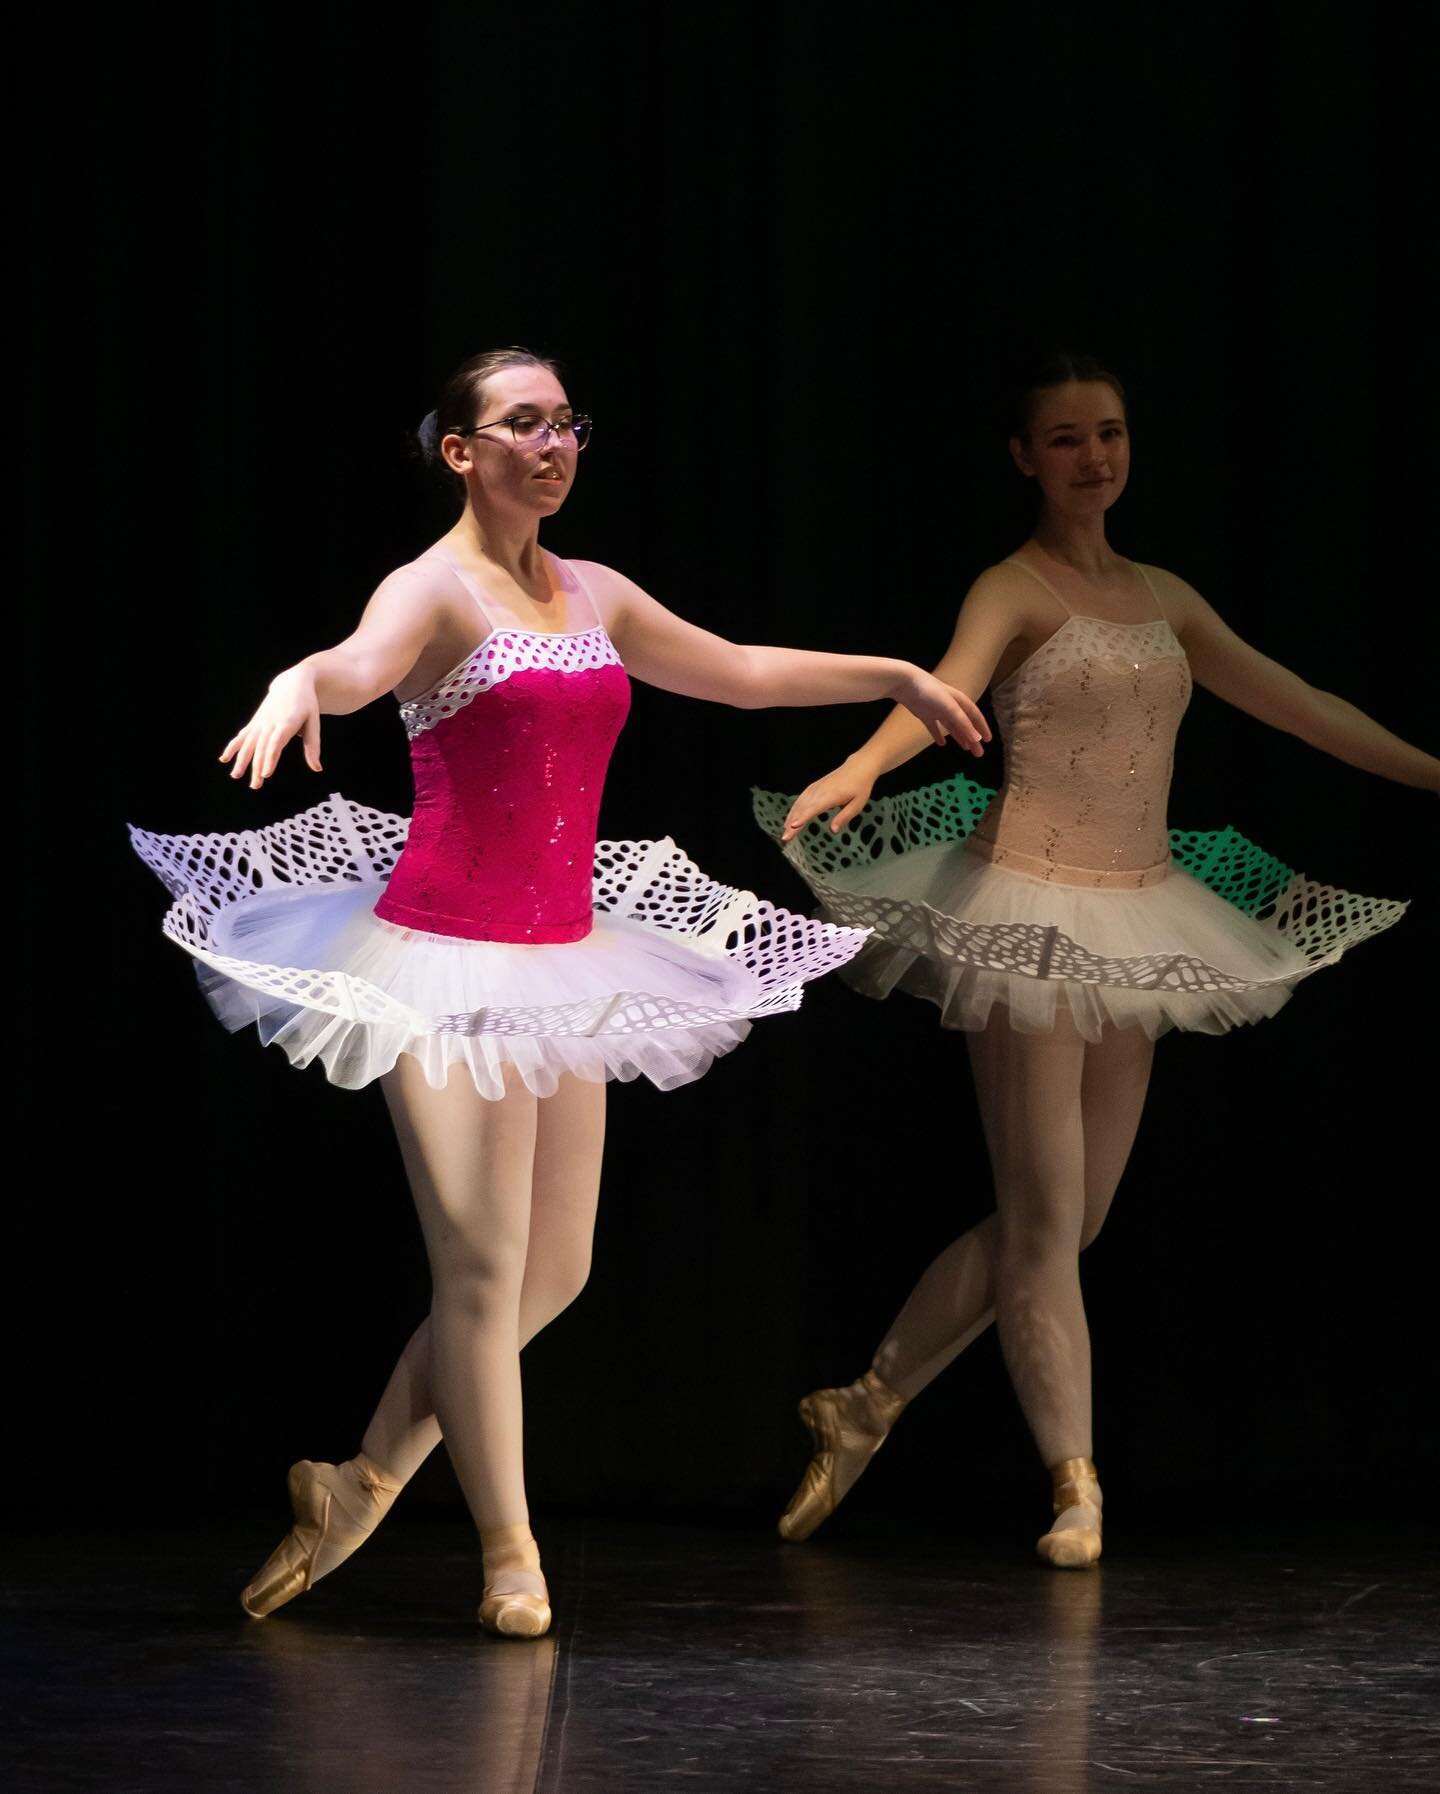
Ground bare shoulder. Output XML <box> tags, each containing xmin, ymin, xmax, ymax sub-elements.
<box><xmin>969</xmin><ymin>561</ymin><xmax>1017</xmax><ymax>591</ymax></box>
<box><xmin>360</xmin><ymin>553</ymin><xmax>479</xmax><ymax>700</ymax></box>
<box><xmin>366</xmin><ymin>550</ymin><xmax>467</xmax><ymax>623</ymax></box>
<box><xmin>559</xmin><ymin>556</ymin><xmax>650</xmax><ymax>622</ymax></box>
<box><xmin>958</xmin><ymin>558</ymin><xmax>1055</xmax><ymax>634</ymax></box>
<box><xmin>1137</xmin><ymin>561</ymin><xmax>1208</xmax><ymax>622</ymax></box>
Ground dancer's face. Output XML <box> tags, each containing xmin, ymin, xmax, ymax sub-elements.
<box><xmin>442</xmin><ymin>366</ymin><xmax>580</xmax><ymax>519</ymax></box>
<box><xmin>1010</xmin><ymin>382</ymin><xmax>1130</xmax><ymax>520</ymax></box>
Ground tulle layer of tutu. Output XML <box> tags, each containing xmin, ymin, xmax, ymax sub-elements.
<box><xmin>130</xmin><ymin>793</ymin><xmax>869</xmax><ymax>1095</ymax></box>
<box><xmin>752</xmin><ymin>775</ymin><xmax>1407</xmax><ymax>1040</ymax></box>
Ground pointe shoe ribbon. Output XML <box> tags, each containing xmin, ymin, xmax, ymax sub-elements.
<box><xmin>1035</xmin><ymin>1455</ymin><xmax>1103</xmax><ymax>1570</ymax></box>
<box><xmin>778</xmin><ymin>1369</ymin><xmax>907</xmax><ymax>1543</ymax></box>
<box><xmin>479</xmin><ymin>1524</ymin><xmax>552</xmax><ymax>1639</ymax></box>
<box><xmin>240</xmin><ymin>1455</ymin><xmax>402</xmax><ymax>1619</ymax></box>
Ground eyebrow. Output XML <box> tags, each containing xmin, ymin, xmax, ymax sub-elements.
<box><xmin>1046</xmin><ymin>418</ymin><xmax>1125</xmax><ymax>434</ymax></box>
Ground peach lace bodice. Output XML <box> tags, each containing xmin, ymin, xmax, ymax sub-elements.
<box><xmin>969</xmin><ymin>559</ymin><xmax>1192</xmax><ymax>889</ymax></box>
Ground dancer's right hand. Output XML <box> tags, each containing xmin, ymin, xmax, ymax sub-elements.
<box><xmin>220</xmin><ymin>667</ymin><xmax>324</xmax><ymax>790</ymax></box>
<box><xmin>782</xmin><ymin>759</ymin><xmax>875</xmax><ymax>841</ymax></box>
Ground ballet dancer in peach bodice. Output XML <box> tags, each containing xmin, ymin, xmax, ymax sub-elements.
<box><xmin>759</xmin><ymin>352</ymin><xmax>1436</xmax><ymax>1565</ymax></box>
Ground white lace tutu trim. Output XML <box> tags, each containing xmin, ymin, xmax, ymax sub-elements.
<box><xmin>829</xmin><ymin>846</ymin><xmax>1301</xmax><ymax>1038</ymax></box>
<box><xmin>130</xmin><ymin>793</ymin><xmax>868</xmax><ymax>1095</ymax></box>
<box><xmin>766</xmin><ymin>829</ymin><xmax>1407</xmax><ymax>1042</ymax></box>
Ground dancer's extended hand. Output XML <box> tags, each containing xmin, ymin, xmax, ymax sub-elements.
<box><xmin>893</xmin><ymin>668</ymin><xmax>989</xmax><ymax>755</ymax></box>
<box><xmin>783</xmin><ymin>760</ymin><xmax>875</xmax><ymax>842</ymax></box>
<box><xmin>220</xmin><ymin>667</ymin><xmax>324</xmax><ymax>790</ymax></box>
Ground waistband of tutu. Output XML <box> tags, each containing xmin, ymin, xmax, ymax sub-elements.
<box><xmin>372</xmin><ymin>892</ymin><xmax>595</xmax><ymax>944</ymax></box>
<box><xmin>965</xmin><ymin>835</ymin><xmax>1172</xmax><ymax>890</ymax></box>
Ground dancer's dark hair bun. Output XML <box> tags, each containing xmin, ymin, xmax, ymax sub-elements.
<box><xmin>417</xmin><ymin>410</ymin><xmax>441</xmax><ymax>460</ymax></box>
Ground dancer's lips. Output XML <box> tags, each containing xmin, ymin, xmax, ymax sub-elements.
<box><xmin>534</xmin><ymin>469</ymin><xmax>565</xmax><ymax>483</ymax></box>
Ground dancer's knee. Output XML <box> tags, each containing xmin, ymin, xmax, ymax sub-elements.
<box><xmin>1004</xmin><ymin>1205</ymin><xmax>1083</xmax><ymax>1277</ymax></box>
<box><xmin>996</xmin><ymin>1182</ymin><xmax>1085</xmax><ymax>1268</ymax></box>
<box><xmin>532</xmin><ymin>1242</ymin><xmax>593</xmax><ymax>1322</ymax></box>
<box><xmin>430</xmin><ymin>1234</ymin><xmax>528</xmax><ymax>1309</ymax></box>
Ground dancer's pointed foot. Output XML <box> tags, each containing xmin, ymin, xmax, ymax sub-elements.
<box><xmin>778</xmin><ymin>1368</ymin><xmax>907</xmax><ymax>1543</ymax></box>
<box><xmin>240</xmin><ymin>1454</ymin><xmax>403</xmax><ymax>1618</ymax></box>
<box><xmin>1035</xmin><ymin>1456</ymin><xmax>1103</xmax><ymax>1570</ymax></box>
<box><xmin>479</xmin><ymin>1524</ymin><xmax>552</xmax><ymax>1639</ymax></box>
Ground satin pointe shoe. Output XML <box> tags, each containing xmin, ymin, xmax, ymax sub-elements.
<box><xmin>478</xmin><ymin>1524</ymin><xmax>552</xmax><ymax>1639</ymax></box>
<box><xmin>240</xmin><ymin>1454</ymin><xmax>403</xmax><ymax>1618</ymax></box>
<box><xmin>1035</xmin><ymin>1456</ymin><xmax>1103</xmax><ymax>1570</ymax></box>
<box><xmin>778</xmin><ymin>1368</ymin><xmax>907</xmax><ymax>1543</ymax></box>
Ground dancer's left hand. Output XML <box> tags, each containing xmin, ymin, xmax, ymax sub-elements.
<box><xmin>892</xmin><ymin>668</ymin><xmax>990</xmax><ymax>756</ymax></box>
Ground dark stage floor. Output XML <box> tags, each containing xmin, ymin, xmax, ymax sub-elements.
<box><xmin>3</xmin><ymin>1514</ymin><xmax>1437</xmax><ymax>1791</ymax></box>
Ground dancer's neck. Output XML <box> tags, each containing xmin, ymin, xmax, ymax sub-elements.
<box><xmin>1029</xmin><ymin>514</ymin><xmax>1122</xmax><ymax>583</ymax></box>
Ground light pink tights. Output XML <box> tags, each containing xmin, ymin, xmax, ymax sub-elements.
<box><xmin>362</xmin><ymin>1062</ymin><xmax>605</xmax><ymax>1533</ymax></box>
<box><xmin>872</xmin><ymin>1013</ymin><xmax>1154</xmax><ymax>1474</ymax></box>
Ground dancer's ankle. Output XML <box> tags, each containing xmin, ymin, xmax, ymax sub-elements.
<box><xmin>859</xmin><ymin>1367</ymin><xmax>906</xmax><ymax>1414</ymax></box>
<box><xmin>481</xmin><ymin>1523</ymin><xmax>542</xmax><ymax>1576</ymax></box>
<box><xmin>327</xmin><ymin>1454</ymin><xmax>403</xmax><ymax>1530</ymax></box>
<box><xmin>1048</xmin><ymin>1455</ymin><xmax>1102</xmax><ymax>1528</ymax></box>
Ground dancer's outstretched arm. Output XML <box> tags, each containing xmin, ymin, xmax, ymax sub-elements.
<box><xmin>586</xmin><ymin>561</ymin><xmax>993</xmax><ymax>757</ymax></box>
<box><xmin>769</xmin><ymin>569</ymin><xmax>1033</xmax><ymax>839</ymax></box>
<box><xmin>218</xmin><ymin>564</ymin><xmax>461</xmax><ymax>788</ymax></box>
<box><xmin>1157</xmin><ymin>572</ymin><xmax>1440</xmax><ymax>791</ymax></box>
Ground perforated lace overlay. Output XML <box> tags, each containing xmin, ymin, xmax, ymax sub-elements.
<box><xmin>752</xmin><ymin>776</ymin><xmax>1407</xmax><ymax>994</ymax></box>
<box><xmin>995</xmin><ymin>616</ymin><xmax>1184</xmax><ymax>700</ymax></box>
<box><xmin>753</xmin><ymin>774</ymin><xmax>999</xmax><ymax>877</ymax></box>
<box><xmin>131</xmin><ymin>795</ymin><xmax>868</xmax><ymax>1036</ymax></box>
<box><xmin>400</xmin><ymin>628</ymin><xmax>623</xmax><ymax>738</ymax></box>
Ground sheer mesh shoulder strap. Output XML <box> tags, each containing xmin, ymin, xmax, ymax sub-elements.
<box><xmin>1131</xmin><ymin>562</ymin><xmax>1168</xmax><ymax>624</ymax></box>
<box><xmin>1002</xmin><ymin>556</ymin><xmax>1073</xmax><ymax>617</ymax></box>
<box><xmin>553</xmin><ymin>553</ymin><xmax>605</xmax><ymax>631</ymax></box>
<box><xmin>428</xmin><ymin>544</ymin><xmax>500</xmax><ymax>629</ymax></box>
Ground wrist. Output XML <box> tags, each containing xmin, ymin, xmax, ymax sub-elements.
<box><xmin>273</xmin><ymin>660</ymin><xmax>319</xmax><ymax>696</ymax></box>
<box><xmin>883</xmin><ymin>661</ymin><xmax>920</xmax><ymax>703</ymax></box>
<box><xmin>842</xmin><ymin>748</ymin><xmax>882</xmax><ymax>781</ymax></box>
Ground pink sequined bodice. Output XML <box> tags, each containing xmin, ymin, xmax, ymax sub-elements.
<box><xmin>970</xmin><ymin>563</ymin><xmax>1192</xmax><ymax>889</ymax></box>
<box><xmin>374</xmin><ymin>557</ymin><xmax>630</xmax><ymax>943</ymax></box>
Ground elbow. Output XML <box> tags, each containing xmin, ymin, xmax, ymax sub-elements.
<box><xmin>310</xmin><ymin>648</ymin><xmax>394</xmax><ymax>717</ymax></box>
<box><xmin>727</xmin><ymin>645</ymin><xmax>771</xmax><ymax>709</ymax></box>
<box><xmin>1289</xmin><ymin>684</ymin><xmax>1341</xmax><ymax>747</ymax></box>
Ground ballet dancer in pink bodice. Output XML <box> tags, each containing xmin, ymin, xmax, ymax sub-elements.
<box><xmin>132</xmin><ymin>346</ymin><xmax>992</xmax><ymax>1636</ymax></box>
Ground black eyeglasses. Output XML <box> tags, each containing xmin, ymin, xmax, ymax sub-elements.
<box><xmin>461</xmin><ymin>413</ymin><xmax>593</xmax><ymax>452</ymax></box>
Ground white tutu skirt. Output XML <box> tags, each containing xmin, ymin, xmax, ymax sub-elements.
<box><xmin>130</xmin><ymin>793</ymin><xmax>868</xmax><ymax>1096</ymax></box>
<box><xmin>752</xmin><ymin>776</ymin><xmax>1407</xmax><ymax>1041</ymax></box>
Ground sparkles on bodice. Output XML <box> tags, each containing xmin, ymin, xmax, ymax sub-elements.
<box><xmin>970</xmin><ymin>563</ymin><xmax>1192</xmax><ymax>888</ymax></box>
<box><xmin>374</xmin><ymin>556</ymin><xmax>631</xmax><ymax>942</ymax></box>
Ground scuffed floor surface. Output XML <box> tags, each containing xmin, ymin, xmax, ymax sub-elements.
<box><xmin>2</xmin><ymin>1515</ymin><xmax>1436</xmax><ymax>1791</ymax></box>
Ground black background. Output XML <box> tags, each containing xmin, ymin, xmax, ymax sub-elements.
<box><xmin>18</xmin><ymin>4</ymin><xmax>1436</xmax><ymax>1528</ymax></box>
